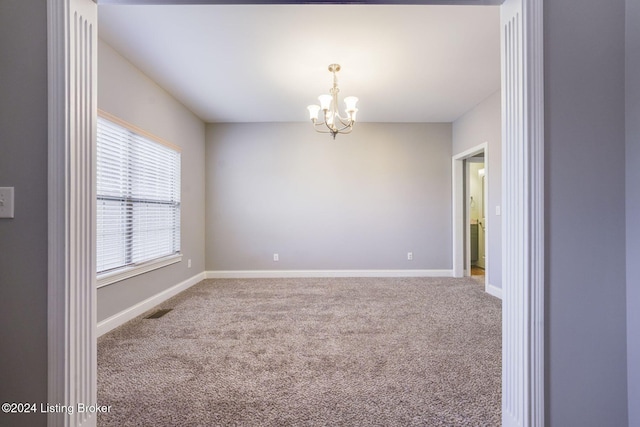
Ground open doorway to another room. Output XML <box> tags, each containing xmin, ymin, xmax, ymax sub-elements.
<box><xmin>467</xmin><ymin>154</ymin><xmax>486</xmax><ymax>284</ymax></box>
<box><xmin>452</xmin><ymin>142</ymin><xmax>488</xmax><ymax>291</ymax></box>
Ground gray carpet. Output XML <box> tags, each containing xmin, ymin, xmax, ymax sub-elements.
<box><xmin>98</xmin><ymin>277</ymin><xmax>501</xmax><ymax>426</ymax></box>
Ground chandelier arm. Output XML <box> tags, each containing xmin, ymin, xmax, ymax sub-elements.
<box><xmin>315</xmin><ymin>110</ymin><xmax>354</xmax><ymax>134</ymax></box>
<box><xmin>334</xmin><ymin>115</ymin><xmax>353</xmax><ymax>128</ymax></box>
<box><xmin>334</xmin><ymin>123</ymin><xmax>354</xmax><ymax>133</ymax></box>
<box><xmin>320</xmin><ymin>109</ymin><xmax>340</xmax><ymax>134</ymax></box>
<box><xmin>333</xmin><ymin>115</ymin><xmax>355</xmax><ymax>132</ymax></box>
<box><xmin>311</xmin><ymin>120</ymin><xmax>353</xmax><ymax>136</ymax></box>
<box><xmin>332</xmin><ymin>124</ymin><xmax>354</xmax><ymax>135</ymax></box>
<box><xmin>314</xmin><ymin>129</ymin><xmax>334</xmax><ymax>135</ymax></box>
<box><xmin>323</xmin><ymin>119</ymin><xmax>336</xmax><ymax>134</ymax></box>
<box><xmin>312</xmin><ymin>121</ymin><xmax>333</xmax><ymax>134</ymax></box>
<box><xmin>339</xmin><ymin>127</ymin><xmax>354</xmax><ymax>134</ymax></box>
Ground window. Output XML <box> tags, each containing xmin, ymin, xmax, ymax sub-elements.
<box><xmin>97</xmin><ymin>112</ymin><xmax>181</xmax><ymax>286</ymax></box>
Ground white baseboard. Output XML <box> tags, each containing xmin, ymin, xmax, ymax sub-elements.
<box><xmin>97</xmin><ymin>272</ymin><xmax>206</xmax><ymax>337</ymax></box>
<box><xmin>486</xmin><ymin>283</ymin><xmax>503</xmax><ymax>299</ymax></box>
<box><xmin>205</xmin><ymin>269</ymin><xmax>453</xmax><ymax>279</ymax></box>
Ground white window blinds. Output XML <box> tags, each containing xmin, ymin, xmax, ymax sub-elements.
<box><xmin>97</xmin><ymin>115</ymin><xmax>181</xmax><ymax>275</ymax></box>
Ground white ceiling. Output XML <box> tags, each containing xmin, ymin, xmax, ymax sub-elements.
<box><xmin>98</xmin><ymin>4</ymin><xmax>500</xmax><ymax>123</ymax></box>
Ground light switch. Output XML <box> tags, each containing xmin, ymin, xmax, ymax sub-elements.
<box><xmin>495</xmin><ymin>205</ymin><xmax>501</xmax><ymax>216</ymax></box>
<box><xmin>0</xmin><ymin>187</ymin><xmax>15</xmax><ymax>218</ymax></box>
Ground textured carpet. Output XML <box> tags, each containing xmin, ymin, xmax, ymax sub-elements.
<box><xmin>98</xmin><ymin>277</ymin><xmax>501</xmax><ymax>426</ymax></box>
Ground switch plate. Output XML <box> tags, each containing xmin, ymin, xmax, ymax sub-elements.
<box><xmin>273</xmin><ymin>253</ymin><xmax>279</xmax><ymax>262</ymax></box>
<box><xmin>495</xmin><ymin>205</ymin><xmax>501</xmax><ymax>216</ymax></box>
<box><xmin>407</xmin><ymin>252</ymin><xmax>413</xmax><ymax>261</ymax></box>
<box><xmin>0</xmin><ymin>187</ymin><xmax>14</xmax><ymax>218</ymax></box>
<box><xmin>188</xmin><ymin>259</ymin><xmax>192</xmax><ymax>268</ymax></box>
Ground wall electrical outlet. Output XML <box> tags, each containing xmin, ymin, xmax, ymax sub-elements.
<box><xmin>273</xmin><ymin>253</ymin><xmax>279</xmax><ymax>262</ymax></box>
<box><xmin>0</xmin><ymin>187</ymin><xmax>15</xmax><ymax>218</ymax></box>
<box><xmin>407</xmin><ymin>252</ymin><xmax>413</xmax><ymax>261</ymax></box>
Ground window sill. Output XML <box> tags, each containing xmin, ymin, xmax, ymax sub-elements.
<box><xmin>97</xmin><ymin>254</ymin><xmax>183</xmax><ymax>288</ymax></box>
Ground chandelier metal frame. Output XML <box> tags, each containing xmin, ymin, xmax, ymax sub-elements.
<box><xmin>307</xmin><ymin>64</ymin><xmax>358</xmax><ymax>139</ymax></box>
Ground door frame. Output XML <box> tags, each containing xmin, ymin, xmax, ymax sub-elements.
<box><xmin>47</xmin><ymin>1</ymin><xmax>544</xmax><ymax>426</ymax></box>
<box><xmin>452</xmin><ymin>142</ymin><xmax>489</xmax><ymax>286</ymax></box>
<box><xmin>466</xmin><ymin>156</ymin><xmax>487</xmax><ymax>275</ymax></box>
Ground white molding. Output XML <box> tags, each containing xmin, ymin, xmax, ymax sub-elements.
<box><xmin>206</xmin><ymin>269</ymin><xmax>453</xmax><ymax>279</ymax></box>
<box><xmin>97</xmin><ymin>254</ymin><xmax>183</xmax><ymax>288</ymax></box>
<box><xmin>452</xmin><ymin>143</ymin><xmax>489</xmax><ymax>161</ymax></box>
<box><xmin>486</xmin><ymin>283</ymin><xmax>503</xmax><ymax>300</ymax></box>
<box><xmin>48</xmin><ymin>1</ymin><xmax>98</xmax><ymax>426</ymax></box>
<box><xmin>452</xmin><ymin>158</ymin><xmax>464</xmax><ymax>278</ymax></box>
<box><xmin>47</xmin><ymin>2</ymin><xmax>65</xmax><ymax>424</ymax></box>
<box><xmin>501</xmin><ymin>0</ymin><xmax>545</xmax><ymax>426</ymax></box>
<box><xmin>97</xmin><ymin>272</ymin><xmax>205</xmax><ymax>337</ymax></box>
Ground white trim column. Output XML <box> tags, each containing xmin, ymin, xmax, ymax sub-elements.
<box><xmin>48</xmin><ymin>0</ymin><xmax>98</xmax><ymax>426</ymax></box>
<box><xmin>500</xmin><ymin>0</ymin><xmax>544</xmax><ymax>426</ymax></box>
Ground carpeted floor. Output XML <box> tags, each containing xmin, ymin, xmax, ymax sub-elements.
<box><xmin>98</xmin><ymin>277</ymin><xmax>501</xmax><ymax>426</ymax></box>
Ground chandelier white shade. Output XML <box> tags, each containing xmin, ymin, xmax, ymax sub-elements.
<box><xmin>307</xmin><ymin>64</ymin><xmax>358</xmax><ymax>139</ymax></box>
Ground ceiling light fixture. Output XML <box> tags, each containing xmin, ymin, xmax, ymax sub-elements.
<box><xmin>307</xmin><ymin>64</ymin><xmax>358</xmax><ymax>139</ymax></box>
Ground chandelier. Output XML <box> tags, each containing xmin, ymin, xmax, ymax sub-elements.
<box><xmin>307</xmin><ymin>64</ymin><xmax>358</xmax><ymax>139</ymax></box>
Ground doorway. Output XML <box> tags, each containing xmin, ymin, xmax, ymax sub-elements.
<box><xmin>452</xmin><ymin>142</ymin><xmax>491</xmax><ymax>291</ymax></box>
<box><xmin>467</xmin><ymin>154</ymin><xmax>486</xmax><ymax>284</ymax></box>
<box><xmin>48</xmin><ymin>1</ymin><xmax>545</xmax><ymax>426</ymax></box>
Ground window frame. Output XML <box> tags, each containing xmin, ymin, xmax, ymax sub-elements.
<box><xmin>96</xmin><ymin>110</ymin><xmax>182</xmax><ymax>288</ymax></box>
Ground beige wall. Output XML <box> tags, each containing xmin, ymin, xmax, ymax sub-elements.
<box><xmin>205</xmin><ymin>122</ymin><xmax>452</xmax><ymax>272</ymax></box>
<box><xmin>97</xmin><ymin>39</ymin><xmax>206</xmax><ymax>322</ymax></box>
<box><xmin>626</xmin><ymin>0</ymin><xmax>640</xmax><ymax>425</ymax></box>
<box><xmin>452</xmin><ymin>90</ymin><xmax>501</xmax><ymax>288</ymax></box>
<box><xmin>545</xmin><ymin>0</ymin><xmax>627</xmax><ymax>424</ymax></box>
<box><xmin>0</xmin><ymin>2</ymin><xmax>48</xmax><ymax>426</ymax></box>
